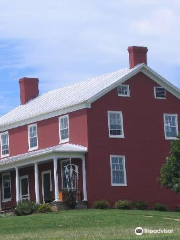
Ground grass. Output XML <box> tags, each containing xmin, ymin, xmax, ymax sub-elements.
<box><xmin>0</xmin><ymin>209</ymin><xmax>180</xmax><ymax>240</ymax></box>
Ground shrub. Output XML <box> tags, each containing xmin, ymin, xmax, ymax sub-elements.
<box><xmin>93</xmin><ymin>200</ymin><xmax>109</xmax><ymax>209</ymax></box>
<box><xmin>38</xmin><ymin>203</ymin><xmax>52</xmax><ymax>213</ymax></box>
<box><xmin>175</xmin><ymin>206</ymin><xmax>180</xmax><ymax>212</ymax></box>
<box><xmin>14</xmin><ymin>201</ymin><xmax>39</xmax><ymax>216</ymax></box>
<box><xmin>66</xmin><ymin>190</ymin><xmax>77</xmax><ymax>209</ymax></box>
<box><xmin>114</xmin><ymin>200</ymin><xmax>131</xmax><ymax>210</ymax></box>
<box><xmin>133</xmin><ymin>201</ymin><xmax>148</xmax><ymax>210</ymax></box>
<box><xmin>153</xmin><ymin>203</ymin><xmax>168</xmax><ymax>211</ymax></box>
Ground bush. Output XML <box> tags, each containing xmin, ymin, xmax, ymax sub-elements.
<box><xmin>38</xmin><ymin>203</ymin><xmax>52</xmax><ymax>213</ymax></box>
<box><xmin>133</xmin><ymin>201</ymin><xmax>148</xmax><ymax>210</ymax></box>
<box><xmin>66</xmin><ymin>190</ymin><xmax>77</xmax><ymax>209</ymax></box>
<box><xmin>114</xmin><ymin>200</ymin><xmax>131</xmax><ymax>210</ymax></box>
<box><xmin>14</xmin><ymin>201</ymin><xmax>39</xmax><ymax>216</ymax></box>
<box><xmin>175</xmin><ymin>206</ymin><xmax>180</xmax><ymax>212</ymax></box>
<box><xmin>153</xmin><ymin>203</ymin><xmax>168</xmax><ymax>211</ymax></box>
<box><xmin>93</xmin><ymin>200</ymin><xmax>109</xmax><ymax>209</ymax></box>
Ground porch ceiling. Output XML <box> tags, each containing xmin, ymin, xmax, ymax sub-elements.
<box><xmin>0</xmin><ymin>143</ymin><xmax>87</xmax><ymax>169</ymax></box>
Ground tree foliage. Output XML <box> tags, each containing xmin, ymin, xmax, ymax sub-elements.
<box><xmin>158</xmin><ymin>135</ymin><xmax>180</xmax><ymax>193</ymax></box>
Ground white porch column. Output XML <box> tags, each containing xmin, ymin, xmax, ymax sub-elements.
<box><xmin>0</xmin><ymin>173</ymin><xmax>1</xmax><ymax>211</ymax></box>
<box><xmin>15</xmin><ymin>167</ymin><xmax>20</xmax><ymax>203</ymax></box>
<box><xmin>53</xmin><ymin>158</ymin><xmax>59</xmax><ymax>202</ymax></box>
<box><xmin>82</xmin><ymin>156</ymin><xmax>87</xmax><ymax>201</ymax></box>
<box><xmin>34</xmin><ymin>163</ymin><xmax>40</xmax><ymax>204</ymax></box>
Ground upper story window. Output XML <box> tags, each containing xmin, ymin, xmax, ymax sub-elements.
<box><xmin>154</xmin><ymin>87</ymin><xmax>166</xmax><ymax>99</ymax></box>
<box><xmin>110</xmin><ymin>155</ymin><xmax>127</xmax><ymax>186</ymax></box>
<box><xmin>1</xmin><ymin>131</ymin><xmax>9</xmax><ymax>157</ymax></box>
<box><xmin>28</xmin><ymin>124</ymin><xmax>38</xmax><ymax>151</ymax></box>
<box><xmin>164</xmin><ymin>114</ymin><xmax>178</xmax><ymax>139</ymax></box>
<box><xmin>118</xmin><ymin>85</ymin><xmax>130</xmax><ymax>97</ymax></box>
<box><xmin>59</xmin><ymin>115</ymin><xmax>69</xmax><ymax>143</ymax></box>
<box><xmin>2</xmin><ymin>173</ymin><xmax>11</xmax><ymax>201</ymax></box>
<box><xmin>108</xmin><ymin>111</ymin><xmax>124</xmax><ymax>138</ymax></box>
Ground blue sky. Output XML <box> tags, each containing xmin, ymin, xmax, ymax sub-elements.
<box><xmin>0</xmin><ymin>0</ymin><xmax>180</xmax><ymax>116</ymax></box>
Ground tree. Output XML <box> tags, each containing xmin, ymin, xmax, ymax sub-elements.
<box><xmin>158</xmin><ymin>135</ymin><xmax>180</xmax><ymax>193</ymax></box>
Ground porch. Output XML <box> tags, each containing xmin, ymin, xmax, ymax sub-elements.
<box><xmin>0</xmin><ymin>144</ymin><xmax>88</xmax><ymax>211</ymax></box>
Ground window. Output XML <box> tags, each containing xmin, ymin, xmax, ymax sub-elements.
<box><xmin>118</xmin><ymin>85</ymin><xmax>130</xmax><ymax>97</ymax></box>
<box><xmin>110</xmin><ymin>155</ymin><xmax>127</xmax><ymax>186</ymax></box>
<box><xmin>164</xmin><ymin>114</ymin><xmax>178</xmax><ymax>139</ymax></box>
<box><xmin>108</xmin><ymin>111</ymin><xmax>124</xmax><ymax>138</ymax></box>
<box><xmin>28</xmin><ymin>124</ymin><xmax>38</xmax><ymax>150</ymax></box>
<box><xmin>20</xmin><ymin>176</ymin><xmax>29</xmax><ymax>201</ymax></box>
<box><xmin>154</xmin><ymin>87</ymin><xmax>166</xmax><ymax>99</ymax></box>
<box><xmin>2</xmin><ymin>173</ymin><xmax>11</xmax><ymax>201</ymax></box>
<box><xmin>1</xmin><ymin>131</ymin><xmax>9</xmax><ymax>157</ymax></box>
<box><xmin>59</xmin><ymin>115</ymin><xmax>69</xmax><ymax>143</ymax></box>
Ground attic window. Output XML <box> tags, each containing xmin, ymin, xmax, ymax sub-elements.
<box><xmin>154</xmin><ymin>87</ymin><xmax>166</xmax><ymax>99</ymax></box>
<box><xmin>118</xmin><ymin>85</ymin><xmax>130</xmax><ymax>97</ymax></box>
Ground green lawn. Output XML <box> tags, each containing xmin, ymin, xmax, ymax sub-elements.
<box><xmin>0</xmin><ymin>209</ymin><xmax>180</xmax><ymax>240</ymax></box>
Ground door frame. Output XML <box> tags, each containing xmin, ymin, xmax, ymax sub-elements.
<box><xmin>41</xmin><ymin>170</ymin><xmax>52</xmax><ymax>203</ymax></box>
<box><xmin>20</xmin><ymin>175</ymin><xmax>30</xmax><ymax>201</ymax></box>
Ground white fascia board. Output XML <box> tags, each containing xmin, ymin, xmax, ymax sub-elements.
<box><xmin>141</xmin><ymin>65</ymin><xmax>180</xmax><ymax>100</ymax></box>
<box><xmin>0</xmin><ymin>102</ymin><xmax>91</xmax><ymax>132</ymax></box>
<box><xmin>0</xmin><ymin>152</ymin><xmax>86</xmax><ymax>172</ymax></box>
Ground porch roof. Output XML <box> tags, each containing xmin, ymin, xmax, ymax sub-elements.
<box><xmin>0</xmin><ymin>143</ymin><xmax>87</xmax><ymax>167</ymax></box>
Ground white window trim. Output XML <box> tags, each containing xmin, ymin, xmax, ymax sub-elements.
<box><xmin>20</xmin><ymin>175</ymin><xmax>30</xmax><ymax>201</ymax></box>
<box><xmin>164</xmin><ymin>113</ymin><xmax>178</xmax><ymax>140</ymax></box>
<box><xmin>154</xmin><ymin>87</ymin><xmax>166</xmax><ymax>99</ymax></box>
<box><xmin>61</xmin><ymin>159</ymin><xmax>71</xmax><ymax>190</ymax></box>
<box><xmin>0</xmin><ymin>131</ymin><xmax>10</xmax><ymax>158</ymax></box>
<box><xmin>28</xmin><ymin>124</ymin><xmax>38</xmax><ymax>151</ymax></box>
<box><xmin>41</xmin><ymin>170</ymin><xmax>52</xmax><ymax>202</ymax></box>
<box><xmin>2</xmin><ymin>172</ymin><xmax>11</xmax><ymax>202</ymax></box>
<box><xmin>59</xmin><ymin>115</ymin><xmax>70</xmax><ymax>144</ymax></box>
<box><xmin>108</xmin><ymin>111</ymin><xmax>124</xmax><ymax>138</ymax></box>
<box><xmin>110</xmin><ymin>155</ymin><xmax>127</xmax><ymax>186</ymax></box>
<box><xmin>118</xmin><ymin>85</ymin><xmax>130</xmax><ymax>97</ymax></box>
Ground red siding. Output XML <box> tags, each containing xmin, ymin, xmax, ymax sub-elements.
<box><xmin>86</xmin><ymin>72</ymin><xmax>180</xmax><ymax>209</ymax></box>
<box><xmin>5</xmin><ymin>108</ymin><xmax>88</xmax><ymax>158</ymax></box>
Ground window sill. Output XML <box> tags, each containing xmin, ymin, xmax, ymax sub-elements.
<box><xmin>1</xmin><ymin>154</ymin><xmax>9</xmax><ymax>158</ymax></box>
<box><xmin>118</xmin><ymin>94</ymin><xmax>130</xmax><ymax>97</ymax></box>
<box><xmin>2</xmin><ymin>198</ymin><xmax>11</xmax><ymax>202</ymax></box>
<box><xmin>109</xmin><ymin>135</ymin><xmax>124</xmax><ymax>138</ymax></box>
<box><xmin>59</xmin><ymin>139</ymin><xmax>69</xmax><ymax>144</ymax></box>
<box><xmin>165</xmin><ymin>137</ymin><xmax>178</xmax><ymax>140</ymax></box>
<box><xmin>111</xmin><ymin>184</ymin><xmax>127</xmax><ymax>187</ymax></box>
<box><xmin>28</xmin><ymin>147</ymin><xmax>38</xmax><ymax>152</ymax></box>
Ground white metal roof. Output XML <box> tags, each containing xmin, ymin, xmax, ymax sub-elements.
<box><xmin>0</xmin><ymin>63</ymin><xmax>180</xmax><ymax>131</ymax></box>
<box><xmin>0</xmin><ymin>143</ymin><xmax>87</xmax><ymax>166</ymax></box>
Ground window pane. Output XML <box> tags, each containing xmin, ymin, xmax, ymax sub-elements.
<box><xmin>21</xmin><ymin>178</ymin><xmax>28</xmax><ymax>196</ymax></box>
<box><xmin>165</xmin><ymin>115</ymin><xmax>178</xmax><ymax>138</ymax></box>
<box><xmin>109</xmin><ymin>112</ymin><xmax>123</xmax><ymax>136</ymax></box>
<box><xmin>3</xmin><ymin>174</ymin><xmax>11</xmax><ymax>200</ymax></box>
<box><xmin>29</xmin><ymin>125</ymin><xmax>38</xmax><ymax>149</ymax></box>
<box><xmin>60</xmin><ymin>116</ymin><xmax>69</xmax><ymax>141</ymax></box>
<box><xmin>118</xmin><ymin>85</ymin><xmax>129</xmax><ymax>96</ymax></box>
<box><xmin>155</xmin><ymin>87</ymin><xmax>166</xmax><ymax>98</ymax></box>
<box><xmin>111</xmin><ymin>157</ymin><xmax>126</xmax><ymax>185</ymax></box>
<box><xmin>1</xmin><ymin>132</ymin><xmax>9</xmax><ymax>156</ymax></box>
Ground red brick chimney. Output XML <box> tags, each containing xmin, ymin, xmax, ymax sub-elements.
<box><xmin>19</xmin><ymin>77</ymin><xmax>39</xmax><ymax>105</ymax></box>
<box><xmin>128</xmin><ymin>46</ymin><xmax>148</xmax><ymax>68</ymax></box>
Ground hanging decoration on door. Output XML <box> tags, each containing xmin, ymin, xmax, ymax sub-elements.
<box><xmin>64</xmin><ymin>164</ymin><xmax>79</xmax><ymax>190</ymax></box>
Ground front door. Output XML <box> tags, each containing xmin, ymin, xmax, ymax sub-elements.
<box><xmin>42</xmin><ymin>171</ymin><xmax>52</xmax><ymax>203</ymax></box>
<box><xmin>20</xmin><ymin>176</ymin><xmax>29</xmax><ymax>201</ymax></box>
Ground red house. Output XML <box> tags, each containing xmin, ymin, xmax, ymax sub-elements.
<box><xmin>0</xmin><ymin>46</ymin><xmax>180</xmax><ymax>210</ymax></box>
